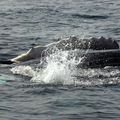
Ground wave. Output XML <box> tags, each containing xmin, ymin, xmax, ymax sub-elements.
<box><xmin>72</xmin><ymin>13</ymin><xmax>109</xmax><ymax>20</ymax></box>
<box><xmin>0</xmin><ymin>74</ymin><xmax>15</xmax><ymax>84</ymax></box>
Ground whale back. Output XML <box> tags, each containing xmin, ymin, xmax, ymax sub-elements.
<box><xmin>80</xmin><ymin>49</ymin><xmax>120</xmax><ymax>68</ymax></box>
<box><xmin>15</xmin><ymin>36</ymin><xmax>119</xmax><ymax>62</ymax></box>
<box><xmin>48</xmin><ymin>36</ymin><xmax>119</xmax><ymax>51</ymax></box>
<box><xmin>1</xmin><ymin>36</ymin><xmax>119</xmax><ymax>66</ymax></box>
<box><xmin>89</xmin><ymin>37</ymin><xmax>119</xmax><ymax>50</ymax></box>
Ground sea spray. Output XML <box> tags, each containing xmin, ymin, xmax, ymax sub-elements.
<box><xmin>31</xmin><ymin>50</ymin><xmax>82</xmax><ymax>85</ymax></box>
<box><xmin>10</xmin><ymin>49</ymin><xmax>82</xmax><ymax>85</ymax></box>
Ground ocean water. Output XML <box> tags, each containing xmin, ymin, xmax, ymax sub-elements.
<box><xmin>0</xmin><ymin>0</ymin><xmax>120</xmax><ymax>120</ymax></box>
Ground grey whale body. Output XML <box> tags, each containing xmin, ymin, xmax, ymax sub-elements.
<box><xmin>1</xmin><ymin>36</ymin><xmax>120</xmax><ymax>68</ymax></box>
<box><xmin>80</xmin><ymin>49</ymin><xmax>120</xmax><ymax>68</ymax></box>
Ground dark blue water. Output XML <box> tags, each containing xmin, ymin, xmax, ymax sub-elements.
<box><xmin>0</xmin><ymin>0</ymin><xmax>120</xmax><ymax>119</ymax></box>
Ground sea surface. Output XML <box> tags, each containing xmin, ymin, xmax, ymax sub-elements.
<box><xmin>0</xmin><ymin>0</ymin><xmax>120</xmax><ymax>120</ymax></box>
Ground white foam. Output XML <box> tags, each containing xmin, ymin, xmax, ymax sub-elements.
<box><xmin>31</xmin><ymin>50</ymin><xmax>82</xmax><ymax>85</ymax></box>
<box><xmin>11</xmin><ymin>66</ymin><xmax>35</xmax><ymax>77</ymax></box>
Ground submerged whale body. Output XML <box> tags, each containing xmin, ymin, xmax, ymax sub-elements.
<box><xmin>1</xmin><ymin>36</ymin><xmax>120</xmax><ymax>68</ymax></box>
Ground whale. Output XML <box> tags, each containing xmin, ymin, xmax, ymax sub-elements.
<box><xmin>0</xmin><ymin>36</ymin><xmax>120</xmax><ymax>68</ymax></box>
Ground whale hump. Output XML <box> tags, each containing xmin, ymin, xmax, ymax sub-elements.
<box><xmin>89</xmin><ymin>37</ymin><xmax>119</xmax><ymax>50</ymax></box>
<box><xmin>52</xmin><ymin>36</ymin><xmax>119</xmax><ymax>50</ymax></box>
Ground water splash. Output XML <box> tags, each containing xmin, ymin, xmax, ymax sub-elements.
<box><xmin>10</xmin><ymin>48</ymin><xmax>120</xmax><ymax>86</ymax></box>
<box><xmin>31</xmin><ymin>50</ymin><xmax>82</xmax><ymax>85</ymax></box>
<box><xmin>10</xmin><ymin>49</ymin><xmax>83</xmax><ymax>85</ymax></box>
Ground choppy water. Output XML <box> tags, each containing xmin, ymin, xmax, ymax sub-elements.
<box><xmin>0</xmin><ymin>0</ymin><xmax>120</xmax><ymax>120</ymax></box>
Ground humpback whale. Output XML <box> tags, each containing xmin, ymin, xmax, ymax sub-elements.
<box><xmin>0</xmin><ymin>36</ymin><xmax>120</xmax><ymax>68</ymax></box>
